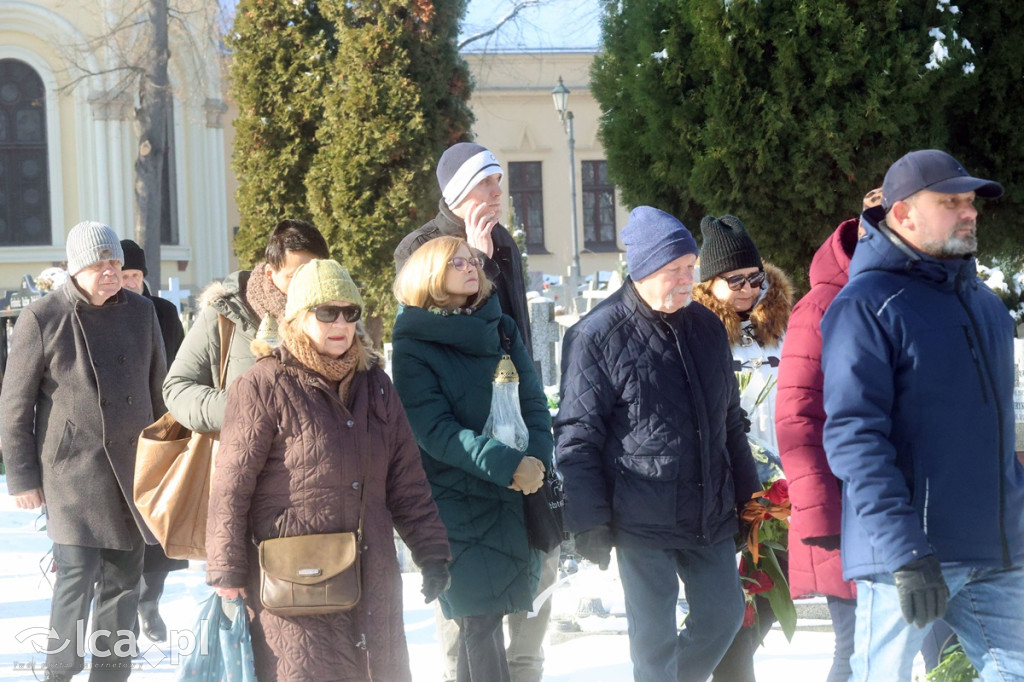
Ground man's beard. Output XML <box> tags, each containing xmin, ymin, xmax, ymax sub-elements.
<box><xmin>922</xmin><ymin>221</ymin><xmax>977</xmax><ymax>258</ymax></box>
<box><xmin>662</xmin><ymin>287</ymin><xmax>693</xmax><ymax>312</ymax></box>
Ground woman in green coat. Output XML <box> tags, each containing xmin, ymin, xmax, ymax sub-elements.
<box><xmin>391</xmin><ymin>236</ymin><xmax>553</xmax><ymax>682</ymax></box>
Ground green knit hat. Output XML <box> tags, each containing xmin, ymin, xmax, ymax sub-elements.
<box><xmin>284</xmin><ymin>259</ymin><xmax>363</xmax><ymax>321</ymax></box>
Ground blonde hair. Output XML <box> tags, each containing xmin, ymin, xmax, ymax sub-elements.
<box><xmin>393</xmin><ymin>236</ymin><xmax>493</xmax><ymax>310</ymax></box>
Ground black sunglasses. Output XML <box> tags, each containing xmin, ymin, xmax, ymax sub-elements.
<box><xmin>720</xmin><ymin>271</ymin><xmax>766</xmax><ymax>292</ymax></box>
<box><xmin>312</xmin><ymin>304</ymin><xmax>361</xmax><ymax>323</ymax></box>
<box><xmin>448</xmin><ymin>256</ymin><xmax>482</xmax><ymax>272</ymax></box>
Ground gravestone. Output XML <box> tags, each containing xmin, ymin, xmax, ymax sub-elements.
<box><xmin>529</xmin><ymin>297</ymin><xmax>559</xmax><ymax>386</ymax></box>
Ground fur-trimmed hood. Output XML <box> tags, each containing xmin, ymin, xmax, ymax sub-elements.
<box><xmin>693</xmin><ymin>262</ymin><xmax>795</xmax><ymax>348</ymax></box>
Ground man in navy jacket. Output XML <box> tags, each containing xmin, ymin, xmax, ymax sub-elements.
<box><xmin>822</xmin><ymin>150</ymin><xmax>1024</xmax><ymax>681</ymax></box>
<box><xmin>556</xmin><ymin>206</ymin><xmax>759</xmax><ymax>682</ymax></box>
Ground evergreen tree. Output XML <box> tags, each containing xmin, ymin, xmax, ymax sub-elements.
<box><xmin>306</xmin><ymin>0</ymin><xmax>472</xmax><ymax>337</ymax></box>
<box><xmin>228</xmin><ymin>0</ymin><xmax>336</xmax><ymax>267</ymax></box>
<box><xmin>943</xmin><ymin>2</ymin><xmax>1024</xmax><ymax>263</ymax></box>
<box><xmin>593</xmin><ymin>0</ymin><xmax>964</xmax><ymax>284</ymax></box>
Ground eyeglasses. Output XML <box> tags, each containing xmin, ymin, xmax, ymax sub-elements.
<box><xmin>720</xmin><ymin>271</ymin><xmax>766</xmax><ymax>292</ymax></box>
<box><xmin>311</xmin><ymin>304</ymin><xmax>361</xmax><ymax>323</ymax></box>
<box><xmin>448</xmin><ymin>256</ymin><xmax>481</xmax><ymax>272</ymax></box>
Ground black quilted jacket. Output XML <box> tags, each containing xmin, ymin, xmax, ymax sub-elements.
<box><xmin>554</xmin><ymin>280</ymin><xmax>760</xmax><ymax>550</ymax></box>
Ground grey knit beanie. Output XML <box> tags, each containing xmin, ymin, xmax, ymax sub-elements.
<box><xmin>436</xmin><ymin>142</ymin><xmax>502</xmax><ymax>208</ymax></box>
<box><xmin>698</xmin><ymin>215</ymin><xmax>761</xmax><ymax>282</ymax></box>
<box><xmin>66</xmin><ymin>221</ymin><xmax>124</xmax><ymax>276</ymax></box>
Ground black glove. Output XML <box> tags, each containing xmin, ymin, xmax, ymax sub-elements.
<box><xmin>420</xmin><ymin>561</ymin><xmax>451</xmax><ymax>604</ymax></box>
<box><xmin>803</xmin><ymin>534</ymin><xmax>841</xmax><ymax>552</ymax></box>
<box><xmin>893</xmin><ymin>555</ymin><xmax>949</xmax><ymax>629</ymax></box>
<box><xmin>574</xmin><ymin>525</ymin><xmax>613</xmax><ymax>570</ymax></box>
<box><xmin>739</xmin><ymin>407</ymin><xmax>752</xmax><ymax>434</ymax></box>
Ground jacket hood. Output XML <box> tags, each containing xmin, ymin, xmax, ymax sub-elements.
<box><xmin>853</xmin><ymin>207</ymin><xmax>977</xmax><ymax>290</ymax></box>
<box><xmin>691</xmin><ymin>262</ymin><xmax>794</xmax><ymax>347</ymax></box>
<box><xmin>198</xmin><ymin>269</ymin><xmax>259</xmax><ymax>328</ymax></box>
<box><xmin>392</xmin><ymin>294</ymin><xmax>503</xmax><ymax>357</ymax></box>
<box><xmin>809</xmin><ymin>218</ymin><xmax>860</xmax><ymax>289</ymax></box>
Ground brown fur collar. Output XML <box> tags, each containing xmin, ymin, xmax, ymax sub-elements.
<box><xmin>692</xmin><ymin>262</ymin><xmax>795</xmax><ymax>347</ymax></box>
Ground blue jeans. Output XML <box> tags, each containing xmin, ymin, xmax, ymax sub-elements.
<box><xmin>617</xmin><ymin>539</ymin><xmax>744</xmax><ymax>682</ymax></box>
<box><xmin>852</xmin><ymin>564</ymin><xmax>1024</xmax><ymax>682</ymax></box>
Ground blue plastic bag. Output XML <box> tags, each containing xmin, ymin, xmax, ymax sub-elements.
<box><xmin>177</xmin><ymin>593</ymin><xmax>256</xmax><ymax>682</ymax></box>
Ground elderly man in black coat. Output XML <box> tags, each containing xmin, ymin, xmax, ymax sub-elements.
<box><xmin>1</xmin><ymin>222</ymin><xmax>166</xmax><ymax>681</ymax></box>
<box><xmin>555</xmin><ymin>207</ymin><xmax>760</xmax><ymax>682</ymax></box>
<box><xmin>120</xmin><ymin>238</ymin><xmax>187</xmax><ymax>643</ymax></box>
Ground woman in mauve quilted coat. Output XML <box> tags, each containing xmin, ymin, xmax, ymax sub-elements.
<box><xmin>206</xmin><ymin>259</ymin><xmax>451</xmax><ymax>682</ymax></box>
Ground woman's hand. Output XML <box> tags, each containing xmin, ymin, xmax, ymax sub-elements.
<box><xmin>509</xmin><ymin>456</ymin><xmax>545</xmax><ymax>495</ymax></box>
<box><xmin>214</xmin><ymin>586</ymin><xmax>246</xmax><ymax>601</ymax></box>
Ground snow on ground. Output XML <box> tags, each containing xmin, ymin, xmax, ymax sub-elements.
<box><xmin>0</xmin><ymin>484</ymin><xmax>924</xmax><ymax>680</ymax></box>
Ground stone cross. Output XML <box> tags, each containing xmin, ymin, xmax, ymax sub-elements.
<box><xmin>529</xmin><ymin>296</ymin><xmax>559</xmax><ymax>386</ymax></box>
<box><xmin>159</xmin><ymin>277</ymin><xmax>191</xmax><ymax>314</ymax></box>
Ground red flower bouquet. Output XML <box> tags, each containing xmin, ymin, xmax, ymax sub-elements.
<box><xmin>739</xmin><ymin>479</ymin><xmax>796</xmax><ymax>641</ymax></box>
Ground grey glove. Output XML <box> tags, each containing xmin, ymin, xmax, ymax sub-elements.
<box><xmin>893</xmin><ymin>555</ymin><xmax>949</xmax><ymax>629</ymax></box>
<box><xmin>574</xmin><ymin>525</ymin><xmax>613</xmax><ymax>571</ymax></box>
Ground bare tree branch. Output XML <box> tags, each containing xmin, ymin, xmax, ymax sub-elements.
<box><xmin>458</xmin><ymin>0</ymin><xmax>543</xmax><ymax>50</ymax></box>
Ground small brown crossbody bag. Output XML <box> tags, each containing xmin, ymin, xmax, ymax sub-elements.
<box><xmin>258</xmin><ymin>443</ymin><xmax>369</xmax><ymax>617</ymax></box>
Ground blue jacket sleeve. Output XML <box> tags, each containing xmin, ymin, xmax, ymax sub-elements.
<box><xmin>821</xmin><ymin>296</ymin><xmax>932</xmax><ymax>572</ymax></box>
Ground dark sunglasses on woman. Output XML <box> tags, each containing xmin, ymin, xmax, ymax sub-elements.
<box><xmin>312</xmin><ymin>304</ymin><xmax>362</xmax><ymax>323</ymax></box>
<box><xmin>448</xmin><ymin>256</ymin><xmax>482</xmax><ymax>272</ymax></box>
<box><xmin>721</xmin><ymin>271</ymin><xmax>766</xmax><ymax>291</ymax></box>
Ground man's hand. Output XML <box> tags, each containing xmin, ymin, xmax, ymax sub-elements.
<box><xmin>420</xmin><ymin>561</ymin><xmax>451</xmax><ymax>604</ymax></box>
<box><xmin>13</xmin><ymin>489</ymin><xmax>44</xmax><ymax>510</ymax></box>
<box><xmin>574</xmin><ymin>525</ymin><xmax>613</xmax><ymax>570</ymax></box>
<box><xmin>893</xmin><ymin>555</ymin><xmax>949</xmax><ymax>628</ymax></box>
<box><xmin>464</xmin><ymin>201</ymin><xmax>498</xmax><ymax>258</ymax></box>
<box><xmin>509</xmin><ymin>456</ymin><xmax>545</xmax><ymax>495</ymax></box>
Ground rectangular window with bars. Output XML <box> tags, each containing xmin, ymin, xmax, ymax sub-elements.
<box><xmin>508</xmin><ymin>161</ymin><xmax>546</xmax><ymax>252</ymax></box>
<box><xmin>581</xmin><ymin>160</ymin><xmax>618</xmax><ymax>251</ymax></box>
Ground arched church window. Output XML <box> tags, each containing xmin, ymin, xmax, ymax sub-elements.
<box><xmin>0</xmin><ymin>58</ymin><xmax>51</xmax><ymax>246</ymax></box>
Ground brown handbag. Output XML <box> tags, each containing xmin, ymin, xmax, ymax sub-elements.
<box><xmin>134</xmin><ymin>314</ymin><xmax>233</xmax><ymax>560</ymax></box>
<box><xmin>258</xmin><ymin>430</ymin><xmax>370</xmax><ymax>616</ymax></box>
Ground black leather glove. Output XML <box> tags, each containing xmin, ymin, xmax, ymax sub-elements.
<box><xmin>420</xmin><ymin>561</ymin><xmax>451</xmax><ymax>604</ymax></box>
<box><xmin>739</xmin><ymin>407</ymin><xmax>752</xmax><ymax>434</ymax></box>
<box><xmin>803</xmin><ymin>534</ymin><xmax>841</xmax><ymax>552</ymax></box>
<box><xmin>893</xmin><ymin>555</ymin><xmax>949</xmax><ymax>629</ymax></box>
<box><xmin>574</xmin><ymin>525</ymin><xmax>613</xmax><ymax>570</ymax></box>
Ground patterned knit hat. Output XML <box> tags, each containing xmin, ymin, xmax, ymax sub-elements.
<box><xmin>436</xmin><ymin>142</ymin><xmax>502</xmax><ymax>208</ymax></box>
<box><xmin>284</xmin><ymin>259</ymin><xmax>364</xmax><ymax>321</ymax></box>
<box><xmin>698</xmin><ymin>215</ymin><xmax>762</xmax><ymax>282</ymax></box>
<box><xmin>620</xmin><ymin>206</ymin><xmax>699</xmax><ymax>281</ymax></box>
<box><xmin>66</xmin><ymin>221</ymin><xmax>124</xmax><ymax>276</ymax></box>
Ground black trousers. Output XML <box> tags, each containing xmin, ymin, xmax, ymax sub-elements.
<box><xmin>47</xmin><ymin>532</ymin><xmax>144</xmax><ymax>681</ymax></box>
<box><xmin>456</xmin><ymin>613</ymin><xmax>511</xmax><ymax>682</ymax></box>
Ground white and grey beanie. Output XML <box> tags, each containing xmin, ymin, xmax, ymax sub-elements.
<box><xmin>436</xmin><ymin>142</ymin><xmax>502</xmax><ymax>208</ymax></box>
<box><xmin>66</xmin><ymin>221</ymin><xmax>124</xmax><ymax>275</ymax></box>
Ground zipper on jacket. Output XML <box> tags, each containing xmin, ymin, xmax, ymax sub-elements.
<box><xmin>956</xmin><ymin>289</ymin><xmax>1010</xmax><ymax>567</ymax></box>
<box><xmin>960</xmin><ymin>325</ymin><xmax>988</xmax><ymax>403</ymax></box>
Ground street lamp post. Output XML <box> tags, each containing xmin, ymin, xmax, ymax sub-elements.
<box><xmin>552</xmin><ymin>76</ymin><xmax>581</xmax><ymax>282</ymax></box>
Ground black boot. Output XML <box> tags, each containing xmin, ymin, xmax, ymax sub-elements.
<box><xmin>138</xmin><ymin>600</ymin><xmax>167</xmax><ymax>642</ymax></box>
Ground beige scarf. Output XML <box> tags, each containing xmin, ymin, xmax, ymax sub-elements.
<box><xmin>280</xmin><ymin>319</ymin><xmax>360</xmax><ymax>405</ymax></box>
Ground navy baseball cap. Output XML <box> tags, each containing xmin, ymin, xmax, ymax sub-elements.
<box><xmin>882</xmin><ymin>149</ymin><xmax>1003</xmax><ymax>211</ymax></box>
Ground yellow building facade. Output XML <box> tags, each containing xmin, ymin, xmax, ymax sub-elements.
<box><xmin>0</xmin><ymin>0</ymin><xmax>231</xmax><ymax>296</ymax></box>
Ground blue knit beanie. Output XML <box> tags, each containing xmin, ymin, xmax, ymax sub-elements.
<box><xmin>621</xmin><ymin>207</ymin><xmax>699</xmax><ymax>281</ymax></box>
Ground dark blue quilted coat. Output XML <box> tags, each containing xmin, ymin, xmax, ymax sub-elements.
<box><xmin>822</xmin><ymin>208</ymin><xmax>1024</xmax><ymax>580</ymax></box>
<box><xmin>391</xmin><ymin>294</ymin><xmax>552</xmax><ymax>619</ymax></box>
<box><xmin>554</xmin><ymin>280</ymin><xmax>760</xmax><ymax>550</ymax></box>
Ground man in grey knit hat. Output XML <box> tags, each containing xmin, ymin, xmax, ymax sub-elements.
<box><xmin>1</xmin><ymin>221</ymin><xmax>167</xmax><ymax>681</ymax></box>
